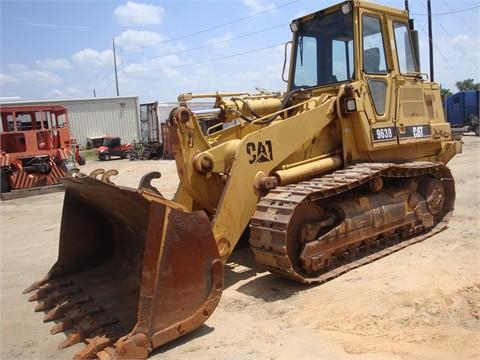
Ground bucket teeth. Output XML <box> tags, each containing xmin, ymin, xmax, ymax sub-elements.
<box><xmin>51</xmin><ymin>305</ymin><xmax>105</xmax><ymax>334</ymax></box>
<box><xmin>50</xmin><ymin>320</ymin><xmax>73</xmax><ymax>335</ymax></box>
<box><xmin>43</xmin><ymin>304</ymin><xmax>64</xmax><ymax>322</ymax></box>
<box><xmin>23</xmin><ymin>274</ymin><xmax>49</xmax><ymax>294</ymax></box>
<box><xmin>73</xmin><ymin>335</ymin><xmax>116</xmax><ymax>360</ymax></box>
<box><xmin>59</xmin><ymin>332</ymin><xmax>84</xmax><ymax>349</ymax></box>
<box><xmin>34</xmin><ymin>286</ymin><xmax>82</xmax><ymax>312</ymax></box>
<box><xmin>35</xmin><ymin>295</ymin><xmax>68</xmax><ymax>312</ymax></box>
<box><xmin>58</xmin><ymin>314</ymin><xmax>119</xmax><ymax>349</ymax></box>
<box><xmin>28</xmin><ymin>280</ymin><xmax>73</xmax><ymax>301</ymax></box>
<box><xmin>44</xmin><ymin>296</ymin><xmax>94</xmax><ymax>322</ymax></box>
<box><xmin>96</xmin><ymin>346</ymin><xmax>117</xmax><ymax>360</ymax></box>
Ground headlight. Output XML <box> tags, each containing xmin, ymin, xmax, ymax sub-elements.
<box><xmin>344</xmin><ymin>98</ymin><xmax>357</xmax><ymax>112</ymax></box>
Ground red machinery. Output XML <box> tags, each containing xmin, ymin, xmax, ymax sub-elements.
<box><xmin>95</xmin><ymin>136</ymin><xmax>133</xmax><ymax>160</ymax></box>
<box><xmin>0</xmin><ymin>105</ymin><xmax>78</xmax><ymax>194</ymax></box>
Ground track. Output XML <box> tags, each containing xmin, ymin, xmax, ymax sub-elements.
<box><xmin>249</xmin><ymin>162</ymin><xmax>455</xmax><ymax>284</ymax></box>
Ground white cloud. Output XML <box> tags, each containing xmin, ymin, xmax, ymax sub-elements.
<box><xmin>46</xmin><ymin>87</ymin><xmax>83</xmax><ymax>99</ymax></box>
<box><xmin>72</xmin><ymin>48</ymin><xmax>113</xmax><ymax>67</ymax></box>
<box><xmin>116</xmin><ymin>29</ymin><xmax>167</xmax><ymax>51</ymax></box>
<box><xmin>206</xmin><ymin>33</ymin><xmax>233</xmax><ymax>49</ymax></box>
<box><xmin>0</xmin><ymin>73</ymin><xmax>17</xmax><ymax>83</ymax></box>
<box><xmin>35</xmin><ymin>58</ymin><xmax>72</xmax><ymax>70</ymax></box>
<box><xmin>7</xmin><ymin>64</ymin><xmax>28</xmax><ymax>71</ymax></box>
<box><xmin>418</xmin><ymin>33</ymin><xmax>480</xmax><ymax>91</ymax></box>
<box><xmin>451</xmin><ymin>35</ymin><xmax>469</xmax><ymax>45</ymax></box>
<box><xmin>242</xmin><ymin>0</ymin><xmax>276</xmax><ymax>15</ymax></box>
<box><xmin>18</xmin><ymin>70</ymin><xmax>62</xmax><ymax>84</ymax></box>
<box><xmin>114</xmin><ymin>2</ymin><xmax>165</xmax><ymax>26</ymax></box>
<box><xmin>123</xmin><ymin>55</ymin><xmax>181</xmax><ymax>78</ymax></box>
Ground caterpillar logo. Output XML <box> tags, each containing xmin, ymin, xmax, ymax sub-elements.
<box><xmin>246</xmin><ymin>140</ymin><xmax>273</xmax><ymax>164</ymax></box>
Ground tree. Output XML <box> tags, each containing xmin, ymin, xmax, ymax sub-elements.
<box><xmin>440</xmin><ymin>86</ymin><xmax>452</xmax><ymax>101</ymax></box>
<box><xmin>455</xmin><ymin>78</ymin><xmax>480</xmax><ymax>92</ymax></box>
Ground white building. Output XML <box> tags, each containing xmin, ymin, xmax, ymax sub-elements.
<box><xmin>0</xmin><ymin>96</ymin><xmax>140</xmax><ymax>148</ymax></box>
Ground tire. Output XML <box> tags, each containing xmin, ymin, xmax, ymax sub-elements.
<box><xmin>99</xmin><ymin>153</ymin><xmax>111</xmax><ymax>161</ymax></box>
<box><xmin>469</xmin><ymin>115</ymin><xmax>479</xmax><ymax>136</ymax></box>
<box><xmin>78</xmin><ymin>154</ymin><xmax>86</xmax><ymax>165</ymax></box>
<box><xmin>1</xmin><ymin>170</ymin><xmax>11</xmax><ymax>193</ymax></box>
<box><xmin>123</xmin><ymin>151</ymin><xmax>132</xmax><ymax>160</ymax></box>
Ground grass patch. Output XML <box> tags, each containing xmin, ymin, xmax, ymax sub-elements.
<box><xmin>81</xmin><ymin>149</ymin><xmax>97</xmax><ymax>162</ymax></box>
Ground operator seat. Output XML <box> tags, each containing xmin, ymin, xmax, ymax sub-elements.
<box><xmin>363</xmin><ymin>47</ymin><xmax>380</xmax><ymax>73</ymax></box>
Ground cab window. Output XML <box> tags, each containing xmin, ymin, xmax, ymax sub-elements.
<box><xmin>362</xmin><ymin>15</ymin><xmax>387</xmax><ymax>74</ymax></box>
<box><xmin>292</xmin><ymin>8</ymin><xmax>354</xmax><ymax>89</ymax></box>
<box><xmin>393</xmin><ymin>22</ymin><xmax>417</xmax><ymax>74</ymax></box>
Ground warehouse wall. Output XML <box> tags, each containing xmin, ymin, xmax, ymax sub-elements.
<box><xmin>65</xmin><ymin>97</ymin><xmax>139</xmax><ymax>147</ymax></box>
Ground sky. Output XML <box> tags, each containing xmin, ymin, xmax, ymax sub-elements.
<box><xmin>1</xmin><ymin>0</ymin><xmax>479</xmax><ymax>103</ymax></box>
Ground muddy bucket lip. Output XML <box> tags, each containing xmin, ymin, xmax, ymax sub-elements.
<box><xmin>61</xmin><ymin>173</ymin><xmax>188</xmax><ymax>212</ymax></box>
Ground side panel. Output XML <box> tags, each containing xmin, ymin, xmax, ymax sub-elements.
<box><xmin>395</xmin><ymin>80</ymin><xmax>432</xmax><ymax>144</ymax></box>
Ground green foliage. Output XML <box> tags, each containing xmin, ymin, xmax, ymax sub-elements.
<box><xmin>134</xmin><ymin>142</ymin><xmax>144</xmax><ymax>154</ymax></box>
<box><xmin>80</xmin><ymin>149</ymin><xmax>97</xmax><ymax>161</ymax></box>
<box><xmin>440</xmin><ymin>87</ymin><xmax>453</xmax><ymax>100</ymax></box>
<box><xmin>455</xmin><ymin>78</ymin><xmax>480</xmax><ymax>92</ymax></box>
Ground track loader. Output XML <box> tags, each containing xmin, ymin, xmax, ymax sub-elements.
<box><xmin>25</xmin><ymin>1</ymin><xmax>461</xmax><ymax>358</ymax></box>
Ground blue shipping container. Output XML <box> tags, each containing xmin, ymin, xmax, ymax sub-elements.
<box><xmin>445</xmin><ymin>90</ymin><xmax>480</xmax><ymax>134</ymax></box>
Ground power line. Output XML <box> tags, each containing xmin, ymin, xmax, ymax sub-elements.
<box><xmin>96</xmin><ymin>82</ymin><xmax>115</xmax><ymax>96</ymax></box>
<box><xmin>411</xmin><ymin>4</ymin><xmax>480</xmax><ymax>16</ymax></box>
<box><xmin>124</xmin><ymin>42</ymin><xmax>284</xmax><ymax>75</ymax></box>
<box><xmin>89</xmin><ymin>1</ymin><xmax>298</xmax><ymax>92</ymax></box>
<box><xmin>410</xmin><ymin>12</ymin><xmax>463</xmax><ymax>82</ymax></box>
<box><xmin>438</xmin><ymin>22</ymin><xmax>477</xmax><ymax>70</ymax></box>
<box><xmin>77</xmin><ymin>62</ymin><xmax>112</xmax><ymax>90</ymax></box>
<box><xmin>97</xmin><ymin>23</ymin><xmax>287</xmax><ymax>92</ymax></box>
<box><xmin>415</xmin><ymin>0</ymin><xmax>477</xmax><ymax>82</ymax></box>
<box><xmin>439</xmin><ymin>0</ymin><xmax>478</xmax><ymax>37</ymax></box>
<box><xmin>117</xmin><ymin>0</ymin><xmax>300</xmax><ymax>53</ymax></box>
<box><xmin>124</xmin><ymin>22</ymin><xmax>288</xmax><ymax>65</ymax></box>
<box><xmin>96</xmin><ymin>75</ymin><xmax>117</xmax><ymax>95</ymax></box>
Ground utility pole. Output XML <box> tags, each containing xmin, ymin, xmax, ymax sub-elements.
<box><xmin>427</xmin><ymin>0</ymin><xmax>434</xmax><ymax>82</ymax></box>
<box><xmin>113</xmin><ymin>38</ymin><xmax>120</xmax><ymax>96</ymax></box>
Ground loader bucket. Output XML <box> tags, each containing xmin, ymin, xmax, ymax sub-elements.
<box><xmin>24</xmin><ymin>173</ymin><xmax>224</xmax><ymax>359</ymax></box>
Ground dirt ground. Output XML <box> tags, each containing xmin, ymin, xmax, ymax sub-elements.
<box><xmin>1</xmin><ymin>136</ymin><xmax>479</xmax><ymax>360</ymax></box>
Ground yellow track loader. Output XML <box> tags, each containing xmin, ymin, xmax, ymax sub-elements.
<box><xmin>25</xmin><ymin>1</ymin><xmax>461</xmax><ymax>358</ymax></box>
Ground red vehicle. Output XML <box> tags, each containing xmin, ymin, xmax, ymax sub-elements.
<box><xmin>0</xmin><ymin>105</ymin><xmax>80</xmax><ymax>194</ymax></box>
<box><xmin>95</xmin><ymin>136</ymin><xmax>133</xmax><ymax>160</ymax></box>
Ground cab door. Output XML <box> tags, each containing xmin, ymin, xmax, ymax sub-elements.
<box><xmin>360</xmin><ymin>12</ymin><xmax>397</xmax><ymax>148</ymax></box>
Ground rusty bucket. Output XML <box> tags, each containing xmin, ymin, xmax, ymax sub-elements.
<box><xmin>24</xmin><ymin>174</ymin><xmax>223</xmax><ymax>359</ymax></box>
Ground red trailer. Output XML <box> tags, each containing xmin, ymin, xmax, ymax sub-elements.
<box><xmin>0</xmin><ymin>105</ymin><xmax>80</xmax><ymax>196</ymax></box>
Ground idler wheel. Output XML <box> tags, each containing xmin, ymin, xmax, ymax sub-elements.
<box><xmin>417</xmin><ymin>177</ymin><xmax>445</xmax><ymax>216</ymax></box>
